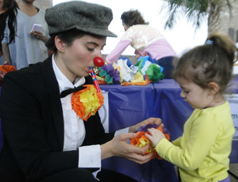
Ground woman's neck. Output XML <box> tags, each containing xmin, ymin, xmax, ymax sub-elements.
<box><xmin>54</xmin><ymin>54</ymin><xmax>77</xmax><ymax>83</ymax></box>
<box><xmin>17</xmin><ymin>1</ymin><xmax>37</xmax><ymax>16</ymax></box>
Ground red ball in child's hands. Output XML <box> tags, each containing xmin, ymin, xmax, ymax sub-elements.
<box><xmin>93</xmin><ymin>57</ymin><xmax>104</xmax><ymax>67</ymax></box>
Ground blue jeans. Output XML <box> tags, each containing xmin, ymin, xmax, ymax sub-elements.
<box><xmin>219</xmin><ymin>176</ymin><xmax>230</xmax><ymax>182</ymax></box>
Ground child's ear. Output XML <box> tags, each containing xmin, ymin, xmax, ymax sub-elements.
<box><xmin>208</xmin><ymin>82</ymin><xmax>219</xmax><ymax>95</ymax></box>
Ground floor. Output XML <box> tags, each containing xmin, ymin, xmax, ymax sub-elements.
<box><xmin>229</xmin><ymin>163</ymin><xmax>238</xmax><ymax>182</ymax></box>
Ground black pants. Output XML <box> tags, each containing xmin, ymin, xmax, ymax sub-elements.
<box><xmin>157</xmin><ymin>56</ymin><xmax>176</xmax><ymax>79</ymax></box>
<box><xmin>39</xmin><ymin>168</ymin><xmax>138</xmax><ymax>182</ymax></box>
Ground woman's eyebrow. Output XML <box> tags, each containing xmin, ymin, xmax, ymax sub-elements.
<box><xmin>86</xmin><ymin>42</ymin><xmax>106</xmax><ymax>48</ymax></box>
<box><xmin>86</xmin><ymin>42</ymin><xmax>99</xmax><ymax>46</ymax></box>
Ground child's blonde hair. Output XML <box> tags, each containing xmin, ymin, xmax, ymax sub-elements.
<box><xmin>172</xmin><ymin>33</ymin><xmax>237</xmax><ymax>94</ymax></box>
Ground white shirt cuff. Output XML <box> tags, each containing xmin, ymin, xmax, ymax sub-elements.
<box><xmin>78</xmin><ymin>145</ymin><xmax>101</xmax><ymax>168</ymax></box>
<box><xmin>115</xmin><ymin>127</ymin><xmax>129</xmax><ymax>136</ymax></box>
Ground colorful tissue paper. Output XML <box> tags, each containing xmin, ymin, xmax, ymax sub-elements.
<box><xmin>97</xmin><ymin>64</ymin><xmax>123</xmax><ymax>84</ymax></box>
<box><xmin>0</xmin><ymin>63</ymin><xmax>17</xmax><ymax>86</ymax></box>
<box><xmin>130</xmin><ymin>124</ymin><xmax>170</xmax><ymax>159</ymax></box>
<box><xmin>0</xmin><ymin>63</ymin><xmax>17</xmax><ymax>75</ymax></box>
<box><xmin>96</xmin><ymin>55</ymin><xmax>165</xmax><ymax>86</ymax></box>
<box><xmin>71</xmin><ymin>85</ymin><xmax>104</xmax><ymax>121</ymax></box>
<box><xmin>136</xmin><ymin>56</ymin><xmax>164</xmax><ymax>83</ymax></box>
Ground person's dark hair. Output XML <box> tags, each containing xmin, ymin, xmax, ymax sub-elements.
<box><xmin>121</xmin><ymin>9</ymin><xmax>149</xmax><ymax>27</ymax></box>
<box><xmin>46</xmin><ymin>29</ymin><xmax>85</xmax><ymax>53</ymax></box>
<box><xmin>46</xmin><ymin>28</ymin><xmax>105</xmax><ymax>54</ymax></box>
<box><xmin>172</xmin><ymin>33</ymin><xmax>237</xmax><ymax>94</ymax></box>
<box><xmin>0</xmin><ymin>0</ymin><xmax>18</xmax><ymax>44</ymax></box>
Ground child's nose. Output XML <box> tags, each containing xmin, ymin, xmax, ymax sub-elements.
<box><xmin>180</xmin><ymin>91</ymin><xmax>185</xmax><ymax>98</ymax></box>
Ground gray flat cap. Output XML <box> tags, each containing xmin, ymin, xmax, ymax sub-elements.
<box><xmin>45</xmin><ymin>1</ymin><xmax>117</xmax><ymax>37</ymax></box>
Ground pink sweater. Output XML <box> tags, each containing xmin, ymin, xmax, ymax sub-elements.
<box><xmin>106</xmin><ymin>25</ymin><xmax>176</xmax><ymax>64</ymax></box>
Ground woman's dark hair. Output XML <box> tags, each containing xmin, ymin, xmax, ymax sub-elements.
<box><xmin>46</xmin><ymin>28</ymin><xmax>106</xmax><ymax>54</ymax></box>
<box><xmin>172</xmin><ymin>33</ymin><xmax>237</xmax><ymax>94</ymax></box>
<box><xmin>0</xmin><ymin>0</ymin><xmax>18</xmax><ymax>44</ymax></box>
<box><xmin>121</xmin><ymin>10</ymin><xmax>149</xmax><ymax>27</ymax></box>
<box><xmin>46</xmin><ymin>29</ymin><xmax>89</xmax><ymax>53</ymax></box>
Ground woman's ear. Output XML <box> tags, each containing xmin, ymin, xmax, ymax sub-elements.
<box><xmin>54</xmin><ymin>36</ymin><xmax>65</xmax><ymax>53</ymax></box>
<box><xmin>208</xmin><ymin>82</ymin><xmax>220</xmax><ymax>95</ymax></box>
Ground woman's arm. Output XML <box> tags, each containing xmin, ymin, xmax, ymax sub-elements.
<box><xmin>106</xmin><ymin>39</ymin><xmax>131</xmax><ymax>64</ymax></box>
<box><xmin>2</xmin><ymin>43</ymin><xmax>11</xmax><ymax>64</ymax></box>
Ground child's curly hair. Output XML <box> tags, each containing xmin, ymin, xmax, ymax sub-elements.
<box><xmin>172</xmin><ymin>33</ymin><xmax>238</xmax><ymax>94</ymax></box>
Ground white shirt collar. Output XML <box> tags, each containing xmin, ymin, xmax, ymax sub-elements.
<box><xmin>52</xmin><ymin>54</ymin><xmax>86</xmax><ymax>94</ymax></box>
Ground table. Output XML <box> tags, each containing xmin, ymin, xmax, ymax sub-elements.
<box><xmin>100</xmin><ymin>84</ymin><xmax>155</xmax><ymax>131</ymax></box>
<box><xmin>100</xmin><ymin>84</ymin><xmax>177</xmax><ymax>182</ymax></box>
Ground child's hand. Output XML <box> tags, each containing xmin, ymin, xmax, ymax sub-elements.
<box><xmin>129</xmin><ymin>117</ymin><xmax>162</xmax><ymax>133</ymax></box>
<box><xmin>145</xmin><ymin>128</ymin><xmax>165</xmax><ymax>147</ymax></box>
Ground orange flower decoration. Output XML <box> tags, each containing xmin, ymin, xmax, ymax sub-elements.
<box><xmin>130</xmin><ymin>126</ymin><xmax>170</xmax><ymax>159</ymax></box>
<box><xmin>0</xmin><ymin>64</ymin><xmax>17</xmax><ymax>74</ymax></box>
<box><xmin>71</xmin><ymin>84</ymin><xmax>104</xmax><ymax>121</ymax></box>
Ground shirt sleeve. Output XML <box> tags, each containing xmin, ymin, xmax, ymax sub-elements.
<box><xmin>77</xmin><ymin>127</ymin><xmax>129</xmax><ymax>168</ymax></box>
<box><xmin>172</xmin><ymin>137</ymin><xmax>181</xmax><ymax>147</ymax></box>
<box><xmin>78</xmin><ymin>145</ymin><xmax>101</xmax><ymax>168</ymax></box>
<box><xmin>106</xmin><ymin>39</ymin><xmax>131</xmax><ymax>64</ymax></box>
<box><xmin>156</xmin><ymin>114</ymin><xmax>220</xmax><ymax>170</ymax></box>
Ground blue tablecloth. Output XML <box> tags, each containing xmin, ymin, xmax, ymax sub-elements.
<box><xmin>100</xmin><ymin>83</ymin><xmax>177</xmax><ymax>182</ymax></box>
<box><xmin>100</xmin><ymin>84</ymin><xmax>155</xmax><ymax>131</ymax></box>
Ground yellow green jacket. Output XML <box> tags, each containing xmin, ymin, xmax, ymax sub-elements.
<box><xmin>156</xmin><ymin>101</ymin><xmax>235</xmax><ymax>182</ymax></box>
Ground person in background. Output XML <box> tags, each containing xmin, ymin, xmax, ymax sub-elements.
<box><xmin>0</xmin><ymin>0</ymin><xmax>17</xmax><ymax>64</ymax></box>
<box><xmin>0</xmin><ymin>1</ymin><xmax>162</xmax><ymax>182</ymax></box>
<box><xmin>2</xmin><ymin>0</ymin><xmax>49</xmax><ymax>69</ymax></box>
<box><xmin>146</xmin><ymin>33</ymin><xmax>236</xmax><ymax>182</ymax></box>
<box><xmin>106</xmin><ymin>9</ymin><xmax>177</xmax><ymax>78</ymax></box>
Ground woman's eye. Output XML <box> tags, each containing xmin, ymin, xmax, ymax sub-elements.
<box><xmin>87</xmin><ymin>47</ymin><xmax>94</xmax><ymax>51</ymax></box>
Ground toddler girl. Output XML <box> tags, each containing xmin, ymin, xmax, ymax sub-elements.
<box><xmin>146</xmin><ymin>33</ymin><xmax>237</xmax><ymax>182</ymax></box>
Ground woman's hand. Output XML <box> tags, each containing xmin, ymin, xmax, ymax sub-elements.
<box><xmin>145</xmin><ymin>128</ymin><xmax>165</xmax><ymax>147</ymax></box>
<box><xmin>101</xmin><ymin>133</ymin><xmax>154</xmax><ymax>164</ymax></box>
<box><xmin>128</xmin><ymin>117</ymin><xmax>163</xmax><ymax>133</ymax></box>
<box><xmin>30</xmin><ymin>31</ymin><xmax>49</xmax><ymax>43</ymax></box>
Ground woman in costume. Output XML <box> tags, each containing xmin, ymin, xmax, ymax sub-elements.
<box><xmin>0</xmin><ymin>1</ymin><xmax>161</xmax><ymax>182</ymax></box>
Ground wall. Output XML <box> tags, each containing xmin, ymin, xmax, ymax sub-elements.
<box><xmin>219</xmin><ymin>1</ymin><xmax>238</xmax><ymax>42</ymax></box>
<box><xmin>34</xmin><ymin>0</ymin><xmax>52</xmax><ymax>10</ymax></box>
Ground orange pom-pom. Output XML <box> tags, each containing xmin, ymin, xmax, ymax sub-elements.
<box><xmin>71</xmin><ymin>84</ymin><xmax>104</xmax><ymax>121</ymax></box>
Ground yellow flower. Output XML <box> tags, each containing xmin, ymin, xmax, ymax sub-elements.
<box><xmin>80</xmin><ymin>87</ymin><xmax>100</xmax><ymax>118</ymax></box>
